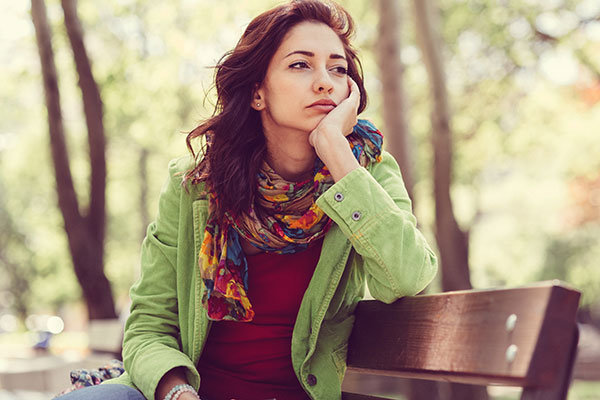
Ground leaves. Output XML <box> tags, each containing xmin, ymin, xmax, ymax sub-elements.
<box><xmin>0</xmin><ymin>0</ymin><xmax>599</xmax><ymax>318</ymax></box>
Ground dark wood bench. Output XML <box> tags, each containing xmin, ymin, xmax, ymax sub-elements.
<box><xmin>341</xmin><ymin>281</ymin><xmax>581</xmax><ymax>400</ymax></box>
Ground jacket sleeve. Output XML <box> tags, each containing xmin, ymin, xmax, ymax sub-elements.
<box><xmin>122</xmin><ymin>159</ymin><xmax>201</xmax><ymax>400</ymax></box>
<box><xmin>315</xmin><ymin>151</ymin><xmax>438</xmax><ymax>303</ymax></box>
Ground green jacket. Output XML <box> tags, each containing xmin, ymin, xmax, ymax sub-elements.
<box><xmin>108</xmin><ymin>150</ymin><xmax>437</xmax><ymax>399</ymax></box>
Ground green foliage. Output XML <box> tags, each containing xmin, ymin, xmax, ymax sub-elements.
<box><xmin>0</xmin><ymin>0</ymin><xmax>599</xmax><ymax>322</ymax></box>
<box><xmin>0</xmin><ymin>184</ymin><xmax>34</xmax><ymax>320</ymax></box>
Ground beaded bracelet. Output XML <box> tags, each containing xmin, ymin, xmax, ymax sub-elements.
<box><xmin>163</xmin><ymin>384</ymin><xmax>198</xmax><ymax>400</ymax></box>
<box><xmin>171</xmin><ymin>386</ymin><xmax>200</xmax><ymax>400</ymax></box>
<box><xmin>171</xmin><ymin>387</ymin><xmax>200</xmax><ymax>400</ymax></box>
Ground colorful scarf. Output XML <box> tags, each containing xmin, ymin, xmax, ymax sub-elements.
<box><xmin>200</xmin><ymin>119</ymin><xmax>383</xmax><ymax>322</ymax></box>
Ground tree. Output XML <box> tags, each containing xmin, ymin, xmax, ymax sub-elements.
<box><xmin>413</xmin><ymin>0</ymin><xmax>472</xmax><ymax>292</ymax></box>
<box><xmin>376</xmin><ymin>1</ymin><xmax>441</xmax><ymax>398</ymax></box>
<box><xmin>31</xmin><ymin>0</ymin><xmax>116</xmax><ymax>320</ymax></box>
<box><xmin>413</xmin><ymin>0</ymin><xmax>486</xmax><ymax>398</ymax></box>
<box><xmin>376</xmin><ymin>0</ymin><xmax>414</xmax><ymax>200</ymax></box>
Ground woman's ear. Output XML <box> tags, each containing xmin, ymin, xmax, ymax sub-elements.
<box><xmin>251</xmin><ymin>84</ymin><xmax>265</xmax><ymax>111</ymax></box>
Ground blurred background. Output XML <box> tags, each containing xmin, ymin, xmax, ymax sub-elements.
<box><xmin>1</xmin><ymin>0</ymin><xmax>599</xmax><ymax>399</ymax></box>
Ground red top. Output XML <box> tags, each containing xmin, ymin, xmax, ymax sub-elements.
<box><xmin>197</xmin><ymin>239</ymin><xmax>323</xmax><ymax>400</ymax></box>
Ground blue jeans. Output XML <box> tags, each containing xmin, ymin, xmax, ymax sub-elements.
<box><xmin>54</xmin><ymin>384</ymin><xmax>146</xmax><ymax>400</ymax></box>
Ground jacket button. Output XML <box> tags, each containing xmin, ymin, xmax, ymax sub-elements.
<box><xmin>352</xmin><ymin>211</ymin><xmax>362</xmax><ymax>221</ymax></box>
<box><xmin>307</xmin><ymin>374</ymin><xmax>317</xmax><ymax>386</ymax></box>
<box><xmin>334</xmin><ymin>192</ymin><xmax>344</xmax><ymax>202</ymax></box>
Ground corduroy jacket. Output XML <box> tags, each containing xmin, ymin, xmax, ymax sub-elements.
<box><xmin>107</xmin><ymin>150</ymin><xmax>438</xmax><ymax>399</ymax></box>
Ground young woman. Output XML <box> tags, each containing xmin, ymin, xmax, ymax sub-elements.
<box><xmin>58</xmin><ymin>1</ymin><xmax>437</xmax><ymax>399</ymax></box>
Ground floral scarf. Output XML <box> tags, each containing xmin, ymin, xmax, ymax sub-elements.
<box><xmin>200</xmin><ymin>119</ymin><xmax>383</xmax><ymax>322</ymax></box>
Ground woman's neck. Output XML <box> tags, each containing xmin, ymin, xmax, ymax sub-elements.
<box><xmin>264</xmin><ymin>130</ymin><xmax>316</xmax><ymax>182</ymax></box>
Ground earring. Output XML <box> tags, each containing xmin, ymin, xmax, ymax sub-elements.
<box><xmin>256</xmin><ymin>103</ymin><xmax>261</xmax><ymax>107</ymax></box>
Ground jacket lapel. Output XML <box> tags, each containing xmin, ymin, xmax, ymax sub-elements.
<box><xmin>191</xmin><ymin>198</ymin><xmax>209</xmax><ymax>364</ymax></box>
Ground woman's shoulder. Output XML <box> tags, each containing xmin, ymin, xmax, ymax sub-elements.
<box><xmin>164</xmin><ymin>154</ymin><xmax>207</xmax><ymax>199</ymax></box>
<box><xmin>167</xmin><ymin>154</ymin><xmax>197</xmax><ymax>178</ymax></box>
<box><xmin>377</xmin><ymin>149</ymin><xmax>400</xmax><ymax>168</ymax></box>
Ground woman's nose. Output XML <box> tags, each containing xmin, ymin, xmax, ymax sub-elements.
<box><xmin>312</xmin><ymin>69</ymin><xmax>334</xmax><ymax>94</ymax></box>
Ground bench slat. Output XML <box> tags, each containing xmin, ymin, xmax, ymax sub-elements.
<box><xmin>346</xmin><ymin>282</ymin><xmax>580</xmax><ymax>390</ymax></box>
<box><xmin>341</xmin><ymin>394</ymin><xmax>393</xmax><ymax>400</ymax></box>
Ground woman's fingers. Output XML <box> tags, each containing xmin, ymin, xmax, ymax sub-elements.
<box><xmin>348</xmin><ymin>76</ymin><xmax>360</xmax><ymax>107</ymax></box>
<box><xmin>340</xmin><ymin>77</ymin><xmax>359</xmax><ymax>135</ymax></box>
<box><xmin>308</xmin><ymin>76</ymin><xmax>360</xmax><ymax>149</ymax></box>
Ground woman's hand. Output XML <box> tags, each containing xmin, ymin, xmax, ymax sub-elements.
<box><xmin>308</xmin><ymin>76</ymin><xmax>361</xmax><ymax>182</ymax></box>
<box><xmin>309</xmin><ymin>76</ymin><xmax>359</xmax><ymax>143</ymax></box>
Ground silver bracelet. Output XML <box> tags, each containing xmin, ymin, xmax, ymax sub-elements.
<box><xmin>164</xmin><ymin>384</ymin><xmax>197</xmax><ymax>400</ymax></box>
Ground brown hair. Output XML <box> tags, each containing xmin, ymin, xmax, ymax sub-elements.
<box><xmin>184</xmin><ymin>0</ymin><xmax>367</xmax><ymax>220</ymax></box>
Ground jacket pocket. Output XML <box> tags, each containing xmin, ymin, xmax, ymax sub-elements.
<box><xmin>331</xmin><ymin>341</ymin><xmax>349</xmax><ymax>380</ymax></box>
<box><xmin>323</xmin><ymin>315</ymin><xmax>354</xmax><ymax>381</ymax></box>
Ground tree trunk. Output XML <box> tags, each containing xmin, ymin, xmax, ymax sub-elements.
<box><xmin>377</xmin><ymin>1</ymin><xmax>434</xmax><ymax>398</ymax></box>
<box><xmin>412</xmin><ymin>0</ymin><xmax>473</xmax><ymax>294</ymax></box>
<box><xmin>61</xmin><ymin>0</ymin><xmax>106</xmax><ymax>241</ymax></box>
<box><xmin>31</xmin><ymin>0</ymin><xmax>116</xmax><ymax>320</ymax></box>
<box><xmin>412</xmin><ymin>0</ymin><xmax>486</xmax><ymax>399</ymax></box>
<box><xmin>376</xmin><ymin>0</ymin><xmax>415</xmax><ymax>200</ymax></box>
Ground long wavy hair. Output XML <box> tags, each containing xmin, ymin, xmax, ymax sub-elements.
<box><xmin>184</xmin><ymin>0</ymin><xmax>368</xmax><ymax>221</ymax></box>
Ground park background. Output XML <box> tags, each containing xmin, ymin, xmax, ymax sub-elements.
<box><xmin>1</xmin><ymin>0</ymin><xmax>599</xmax><ymax>399</ymax></box>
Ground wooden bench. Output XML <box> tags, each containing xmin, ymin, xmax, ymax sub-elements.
<box><xmin>341</xmin><ymin>281</ymin><xmax>581</xmax><ymax>400</ymax></box>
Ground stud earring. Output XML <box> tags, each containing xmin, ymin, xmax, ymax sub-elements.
<box><xmin>256</xmin><ymin>103</ymin><xmax>261</xmax><ymax>107</ymax></box>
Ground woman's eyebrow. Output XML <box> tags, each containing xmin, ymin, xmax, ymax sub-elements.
<box><xmin>284</xmin><ymin>50</ymin><xmax>346</xmax><ymax>60</ymax></box>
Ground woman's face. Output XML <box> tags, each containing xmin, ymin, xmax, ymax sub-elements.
<box><xmin>254</xmin><ymin>21</ymin><xmax>350</xmax><ymax>136</ymax></box>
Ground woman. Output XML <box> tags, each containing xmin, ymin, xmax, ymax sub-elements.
<box><xmin>58</xmin><ymin>1</ymin><xmax>437</xmax><ymax>399</ymax></box>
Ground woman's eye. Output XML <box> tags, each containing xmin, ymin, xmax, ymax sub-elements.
<box><xmin>332</xmin><ymin>66</ymin><xmax>348</xmax><ymax>74</ymax></box>
<box><xmin>289</xmin><ymin>61</ymin><xmax>309</xmax><ymax>69</ymax></box>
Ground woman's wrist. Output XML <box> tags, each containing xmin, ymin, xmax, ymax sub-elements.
<box><xmin>311</xmin><ymin>125</ymin><xmax>360</xmax><ymax>182</ymax></box>
<box><xmin>164</xmin><ymin>383</ymin><xmax>200</xmax><ymax>400</ymax></box>
<box><xmin>326</xmin><ymin>151</ymin><xmax>361</xmax><ymax>182</ymax></box>
<box><xmin>156</xmin><ymin>367</ymin><xmax>198</xmax><ymax>400</ymax></box>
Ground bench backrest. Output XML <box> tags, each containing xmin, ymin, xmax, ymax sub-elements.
<box><xmin>343</xmin><ymin>281</ymin><xmax>580</xmax><ymax>400</ymax></box>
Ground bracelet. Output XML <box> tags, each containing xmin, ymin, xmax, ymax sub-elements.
<box><xmin>163</xmin><ymin>384</ymin><xmax>198</xmax><ymax>400</ymax></box>
<box><xmin>172</xmin><ymin>386</ymin><xmax>200</xmax><ymax>400</ymax></box>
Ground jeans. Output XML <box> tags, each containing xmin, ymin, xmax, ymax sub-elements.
<box><xmin>54</xmin><ymin>384</ymin><xmax>146</xmax><ymax>400</ymax></box>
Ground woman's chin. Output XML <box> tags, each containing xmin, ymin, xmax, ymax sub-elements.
<box><xmin>302</xmin><ymin>115</ymin><xmax>327</xmax><ymax>133</ymax></box>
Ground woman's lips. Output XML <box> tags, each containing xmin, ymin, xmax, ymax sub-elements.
<box><xmin>309</xmin><ymin>104</ymin><xmax>335</xmax><ymax>112</ymax></box>
<box><xmin>308</xmin><ymin>99</ymin><xmax>337</xmax><ymax>112</ymax></box>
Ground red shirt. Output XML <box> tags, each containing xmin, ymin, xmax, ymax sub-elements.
<box><xmin>197</xmin><ymin>239</ymin><xmax>323</xmax><ymax>400</ymax></box>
